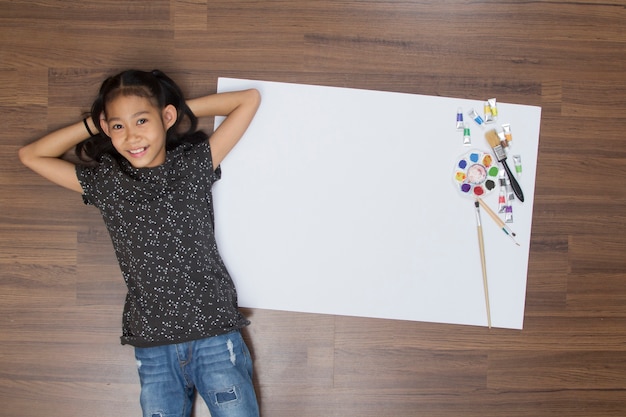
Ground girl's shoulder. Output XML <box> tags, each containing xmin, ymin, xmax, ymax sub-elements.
<box><xmin>171</xmin><ymin>140</ymin><xmax>212</xmax><ymax>165</ymax></box>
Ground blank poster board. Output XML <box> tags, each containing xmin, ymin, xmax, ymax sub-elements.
<box><xmin>213</xmin><ymin>78</ymin><xmax>541</xmax><ymax>329</ymax></box>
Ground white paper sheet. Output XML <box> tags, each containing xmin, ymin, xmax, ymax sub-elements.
<box><xmin>213</xmin><ymin>78</ymin><xmax>541</xmax><ymax>329</ymax></box>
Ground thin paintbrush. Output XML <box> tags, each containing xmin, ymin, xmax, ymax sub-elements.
<box><xmin>477</xmin><ymin>198</ymin><xmax>520</xmax><ymax>246</ymax></box>
<box><xmin>474</xmin><ymin>201</ymin><xmax>492</xmax><ymax>328</ymax></box>
<box><xmin>484</xmin><ymin>129</ymin><xmax>524</xmax><ymax>202</ymax></box>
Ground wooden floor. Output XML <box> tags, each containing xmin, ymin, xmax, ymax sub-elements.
<box><xmin>2</xmin><ymin>1</ymin><xmax>626</xmax><ymax>416</ymax></box>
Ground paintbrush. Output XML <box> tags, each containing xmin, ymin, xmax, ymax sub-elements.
<box><xmin>474</xmin><ymin>201</ymin><xmax>492</xmax><ymax>328</ymax></box>
<box><xmin>484</xmin><ymin>129</ymin><xmax>524</xmax><ymax>202</ymax></box>
<box><xmin>477</xmin><ymin>198</ymin><xmax>520</xmax><ymax>246</ymax></box>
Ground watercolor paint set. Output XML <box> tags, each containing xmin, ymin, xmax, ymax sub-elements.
<box><xmin>454</xmin><ymin>98</ymin><xmax>524</xmax><ymax>224</ymax></box>
<box><xmin>451</xmin><ymin>98</ymin><xmax>529</xmax><ymax>328</ymax></box>
<box><xmin>453</xmin><ymin>150</ymin><xmax>500</xmax><ymax>198</ymax></box>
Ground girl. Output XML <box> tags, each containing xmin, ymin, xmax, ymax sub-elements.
<box><xmin>19</xmin><ymin>69</ymin><xmax>261</xmax><ymax>417</ymax></box>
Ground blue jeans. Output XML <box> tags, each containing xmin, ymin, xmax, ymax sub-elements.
<box><xmin>134</xmin><ymin>331</ymin><xmax>259</xmax><ymax>417</ymax></box>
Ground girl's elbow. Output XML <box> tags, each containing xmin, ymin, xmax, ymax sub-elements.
<box><xmin>18</xmin><ymin>145</ymin><xmax>34</xmax><ymax>167</ymax></box>
<box><xmin>18</xmin><ymin>143</ymin><xmax>46</xmax><ymax>170</ymax></box>
<box><xmin>248</xmin><ymin>88</ymin><xmax>261</xmax><ymax>108</ymax></box>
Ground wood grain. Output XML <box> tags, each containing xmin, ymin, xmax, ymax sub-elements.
<box><xmin>2</xmin><ymin>1</ymin><xmax>626</xmax><ymax>416</ymax></box>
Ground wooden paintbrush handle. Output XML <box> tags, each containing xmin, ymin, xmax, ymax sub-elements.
<box><xmin>477</xmin><ymin>223</ymin><xmax>491</xmax><ymax>328</ymax></box>
<box><xmin>478</xmin><ymin>198</ymin><xmax>505</xmax><ymax>228</ymax></box>
<box><xmin>503</xmin><ymin>160</ymin><xmax>524</xmax><ymax>202</ymax></box>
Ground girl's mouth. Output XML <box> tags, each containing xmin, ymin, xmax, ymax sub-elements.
<box><xmin>128</xmin><ymin>147</ymin><xmax>147</xmax><ymax>157</ymax></box>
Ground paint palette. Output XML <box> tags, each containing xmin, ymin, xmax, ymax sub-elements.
<box><xmin>453</xmin><ymin>150</ymin><xmax>500</xmax><ymax>197</ymax></box>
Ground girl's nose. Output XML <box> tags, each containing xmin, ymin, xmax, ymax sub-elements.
<box><xmin>126</xmin><ymin>126</ymin><xmax>140</xmax><ymax>142</ymax></box>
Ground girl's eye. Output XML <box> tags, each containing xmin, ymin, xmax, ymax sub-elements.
<box><xmin>137</xmin><ymin>118</ymin><xmax>147</xmax><ymax>125</ymax></box>
<box><xmin>112</xmin><ymin>124</ymin><xmax>123</xmax><ymax>130</ymax></box>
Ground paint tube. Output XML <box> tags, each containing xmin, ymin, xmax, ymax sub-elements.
<box><xmin>505</xmin><ymin>205</ymin><xmax>514</xmax><ymax>223</ymax></box>
<box><xmin>488</xmin><ymin>98</ymin><xmax>498</xmax><ymax>120</ymax></box>
<box><xmin>498</xmin><ymin>188</ymin><xmax>507</xmax><ymax>214</ymax></box>
<box><xmin>513</xmin><ymin>155</ymin><xmax>522</xmax><ymax>177</ymax></box>
<box><xmin>468</xmin><ymin>108</ymin><xmax>484</xmax><ymax>127</ymax></box>
<box><xmin>498</xmin><ymin>171</ymin><xmax>507</xmax><ymax>213</ymax></box>
<box><xmin>456</xmin><ymin>107</ymin><xmax>464</xmax><ymax>130</ymax></box>
<box><xmin>484</xmin><ymin>101</ymin><xmax>494</xmax><ymax>123</ymax></box>
<box><xmin>502</xmin><ymin>123</ymin><xmax>513</xmax><ymax>144</ymax></box>
<box><xmin>497</xmin><ymin>128</ymin><xmax>507</xmax><ymax>149</ymax></box>
<box><xmin>463</xmin><ymin>123</ymin><xmax>471</xmax><ymax>146</ymax></box>
<box><xmin>505</xmin><ymin>173</ymin><xmax>515</xmax><ymax>201</ymax></box>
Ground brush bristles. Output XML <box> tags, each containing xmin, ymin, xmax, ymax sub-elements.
<box><xmin>484</xmin><ymin>129</ymin><xmax>501</xmax><ymax>147</ymax></box>
<box><xmin>485</xmin><ymin>129</ymin><xmax>506</xmax><ymax>162</ymax></box>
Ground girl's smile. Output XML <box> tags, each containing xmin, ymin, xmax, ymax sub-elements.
<box><xmin>101</xmin><ymin>95</ymin><xmax>177</xmax><ymax>168</ymax></box>
<box><xmin>128</xmin><ymin>146</ymin><xmax>149</xmax><ymax>158</ymax></box>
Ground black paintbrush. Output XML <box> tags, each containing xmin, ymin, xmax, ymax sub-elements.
<box><xmin>484</xmin><ymin>129</ymin><xmax>524</xmax><ymax>202</ymax></box>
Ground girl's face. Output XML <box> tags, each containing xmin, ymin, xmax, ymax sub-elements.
<box><xmin>100</xmin><ymin>95</ymin><xmax>177</xmax><ymax>168</ymax></box>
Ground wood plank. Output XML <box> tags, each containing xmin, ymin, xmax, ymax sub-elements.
<box><xmin>2</xmin><ymin>0</ymin><xmax>626</xmax><ymax>415</ymax></box>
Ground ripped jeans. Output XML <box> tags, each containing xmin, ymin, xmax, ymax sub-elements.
<box><xmin>134</xmin><ymin>331</ymin><xmax>259</xmax><ymax>417</ymax></box>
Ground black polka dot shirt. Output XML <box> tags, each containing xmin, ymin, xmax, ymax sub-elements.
<box><xmin>76</xmin><ymin>141</ymin><xmax>249</xmax><ymax>347</ymax></box>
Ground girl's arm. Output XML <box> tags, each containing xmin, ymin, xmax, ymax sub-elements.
<box><xmin>187</xmin><ymin>88</ymin><xmax>261</xmax><ymax>168</ymax></box>
<box><xmin>18</xmin><ymin>118</ymin><xmax>97</xmax><ymax>193</ymax></box>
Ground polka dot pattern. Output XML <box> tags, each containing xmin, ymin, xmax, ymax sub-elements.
<box><xmin>76</xmin><ymin>142</ymin><xmax>249</xmax><ymax>347</ymax></box>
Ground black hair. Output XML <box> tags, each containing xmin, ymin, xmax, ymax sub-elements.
<box><xmin>76</xmin><ymin>69</ymin><xmax>208</xmax><ymax>162</ymax></box>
